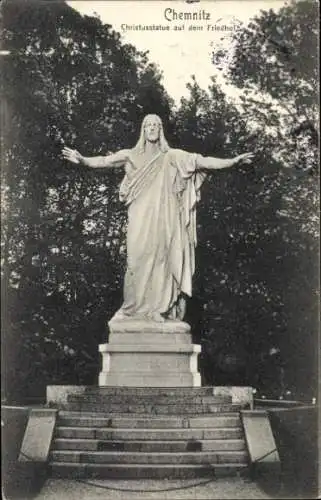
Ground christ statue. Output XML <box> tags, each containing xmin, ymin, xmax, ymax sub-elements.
<box><xmin>62</xmin><ymin>114</ymin><xmax>253</xmax><ymax>323</ymax></box>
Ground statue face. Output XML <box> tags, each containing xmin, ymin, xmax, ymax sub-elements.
<box><xmin>144</xmin><ymin>117</ymin><xmax>160</xmax><ymax>143</ymax></box>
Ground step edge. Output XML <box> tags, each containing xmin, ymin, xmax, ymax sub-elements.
<box><xmin>49</xmin><ymin>462</ymin><xmax>248</xmax><ymax>468</ymax></box>
<box><xmin>55</xmin><ymin>426</ymin><xmax>242</xmax><ymax>431</ymax></box>
<box><xmin>57</xmin><ymin>413</ymin><xmax>241</xmax><ymax>418</ymax></box>
<box><xmin>50</xmin><ymin>450</ymin><xmax>248</xmax><ymax>456</ymax></box>
<box><xmin>53</xmin><ymin>438</ymin><xmax>245</xmax><ymax>443</ymax></box>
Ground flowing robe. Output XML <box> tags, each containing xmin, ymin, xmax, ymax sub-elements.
<box><xmin>112</xmin><ymin>148</ymin><xmax>206</xmax><ymax>320</ymax></box>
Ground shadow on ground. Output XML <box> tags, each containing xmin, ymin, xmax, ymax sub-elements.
<box><xmin>3</xmin><ymin>463</ymin><xmax>48</xmax><ymax>500</ymax></box>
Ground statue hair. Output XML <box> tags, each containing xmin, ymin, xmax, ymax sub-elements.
<box><xmin>133</xmin><ymin>114</ymin><xmax>170</xmax><ymax>153</ymax></box>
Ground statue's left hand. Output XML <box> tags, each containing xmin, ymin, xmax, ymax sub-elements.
<box><xmin>235</xmin><ymin>152</ymin><xmax>254</xmax><ymax>165</ymax></box>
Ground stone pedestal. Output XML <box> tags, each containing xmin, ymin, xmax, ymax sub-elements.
<box><xmin>98</xmin><ymin>319</ymin><xmax>201</xmax><ymax>387</ymax></box>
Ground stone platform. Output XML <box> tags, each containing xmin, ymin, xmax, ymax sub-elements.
<box><xmin>46</xmin><ymin>386</ymin><xmax>254</xmax><ymax>411</ymax></box>
<box><xmin>99</xmin><ymin>319</ymin><xmax>201</xmax><ymax>387</ymax></box>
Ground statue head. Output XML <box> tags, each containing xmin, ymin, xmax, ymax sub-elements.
<box><xmin>134</xmin><ymin>114</ymin><xmax>170</xmax><ymax>153</ymax></box>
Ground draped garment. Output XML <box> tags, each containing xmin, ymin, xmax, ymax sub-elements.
<box><xmin>114</xmin><ymin>148</ymin><xmax>206</xmax><ymax>320</ymax></box>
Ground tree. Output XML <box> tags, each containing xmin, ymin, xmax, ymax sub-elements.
<box><xmin>181</xmin><ymin>0</ymin><xmax>319</xmax><ymax>398</ymax></box>
<box><xmin>1</xmin><ymin>0</ymin><xmax>318</xmax><ymax>402</ymax></box>
<box><xmin>175</xmin><ymin>77</ymin><xmax>289</xmax><ymax>392</ymax></box>
<box><xmin>213</xmin><ymin>0</ymin><xmax>318</xmax><ymax>171</ymax></box>
<box><xmin>1</xmin><ymin>0</ymin><xmax>173</xmax><ymax>402</ymax></box>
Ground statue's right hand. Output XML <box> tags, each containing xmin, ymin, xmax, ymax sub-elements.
<box><xmin>62</xmin><ymin>146</ymin><xmax>83</xmax><ymax>164</ymax></box>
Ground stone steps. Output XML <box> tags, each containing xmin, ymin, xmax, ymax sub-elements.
<box><xmin>53</xmin><ymin>438</ymin><xmax>246</xmax><ymax>452</ymax></box>
<box><xmin>49</xmin><ymin>462</ymin><xmax>248</xmax><ymax>479</ymax></box>
<box><xmin>66</xmin><ymin>403</ymin><xmax>241</xmax><ymax>414</ymax></box>
<box><xmin>57</xmin><ymin>413</ymin><xmax>241</xmax><ymax>428</ymax></box>
<box><xmin>67</xmin><ymin>395</ymin><xmax>232</xmax><ymax>405</ymax></box>
<box><xmin>55</xmin><ymin>426</ymin><xmax>244</xmax><ymax>440</ymax></box>
<box><xmin>65</xmin><ymin>387</ymin><xmax>221</xmax><ymax>397</ymax></box>
<box><xmin>50</xmin><ymin>450</ymin><xmax>248</xmax><ymax>465</ymax></box>
<box><xmin>48</xmin><ymin>388</ymin><xmax>249</xmax><ymax>479</ymax></box>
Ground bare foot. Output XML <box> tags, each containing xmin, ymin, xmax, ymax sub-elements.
<box><xmin>111</xmin><ymin>310</ymin><xmax>129</xmax><ymax>321</ymax></box>
<box><xmin>148</xmin><ymin>312</ymin><xmax>165</xmax><ymax>323</ymax></box>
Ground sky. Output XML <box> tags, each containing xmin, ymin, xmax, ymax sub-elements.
<box><xmin>67</xmin><ymin>0</ymin><xmax>286</xmax><ymax>105</ymax></box>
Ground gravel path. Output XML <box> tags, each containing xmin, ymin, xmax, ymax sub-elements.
<box><xmin>34</xmin><ymin>477</ymin><xmax>272</xmax><ymax>500</ymax></box>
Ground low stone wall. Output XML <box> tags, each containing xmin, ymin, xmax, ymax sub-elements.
<box><xmin>268</xmin><ymin>405</ymin><xmax>319</xmax><ymax>498</ymax></box>
<box><xmin>47</xmin><ymin>385</ymin><xmax>93</xmax><ymax>409</ymax></box>
<box><xmin>2</xmin><ymin>406</ymin><xmax>48</xmax><ymax>498</ymax></box>
<box><xmin>213</xmin><ymin>386</ymin><xmax>253</xmax><ymax>409</ymax></box>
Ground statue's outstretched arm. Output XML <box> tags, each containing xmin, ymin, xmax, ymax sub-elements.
<box><xmin>62</xmin><ymin>147</ymin><xmax>130</xmax><ymax>169</ymax></box>
<box><xmin>196</xmin><ymin>152</ymin><xmax>254</xmax><ymax>170</ymax></box>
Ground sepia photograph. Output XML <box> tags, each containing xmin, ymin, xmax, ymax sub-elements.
<box><xmin>1</xmin><ymin>0</ymin><xmax>319</xmax><ymax>499</ymax></box>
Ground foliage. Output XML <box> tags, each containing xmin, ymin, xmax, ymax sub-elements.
<box><xmin>1</xmin><ymin>0</ymin><xmax>173</xmax><ymax>401</ymax></box>
<box><xmin>1</xmin><ymin>0</ymin><xmax>318</xmax><ymax>402</ymax></box>
<box><xmin>189</xmin><ymin>0</ymin><xmax>319</xmax><ymax>397</ymax></box>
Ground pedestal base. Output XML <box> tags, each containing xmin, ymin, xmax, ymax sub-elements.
<box><xmin>98</xmin><ymin>319</ymin><xmax>201</xmax><ymax>387</ymax></box>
